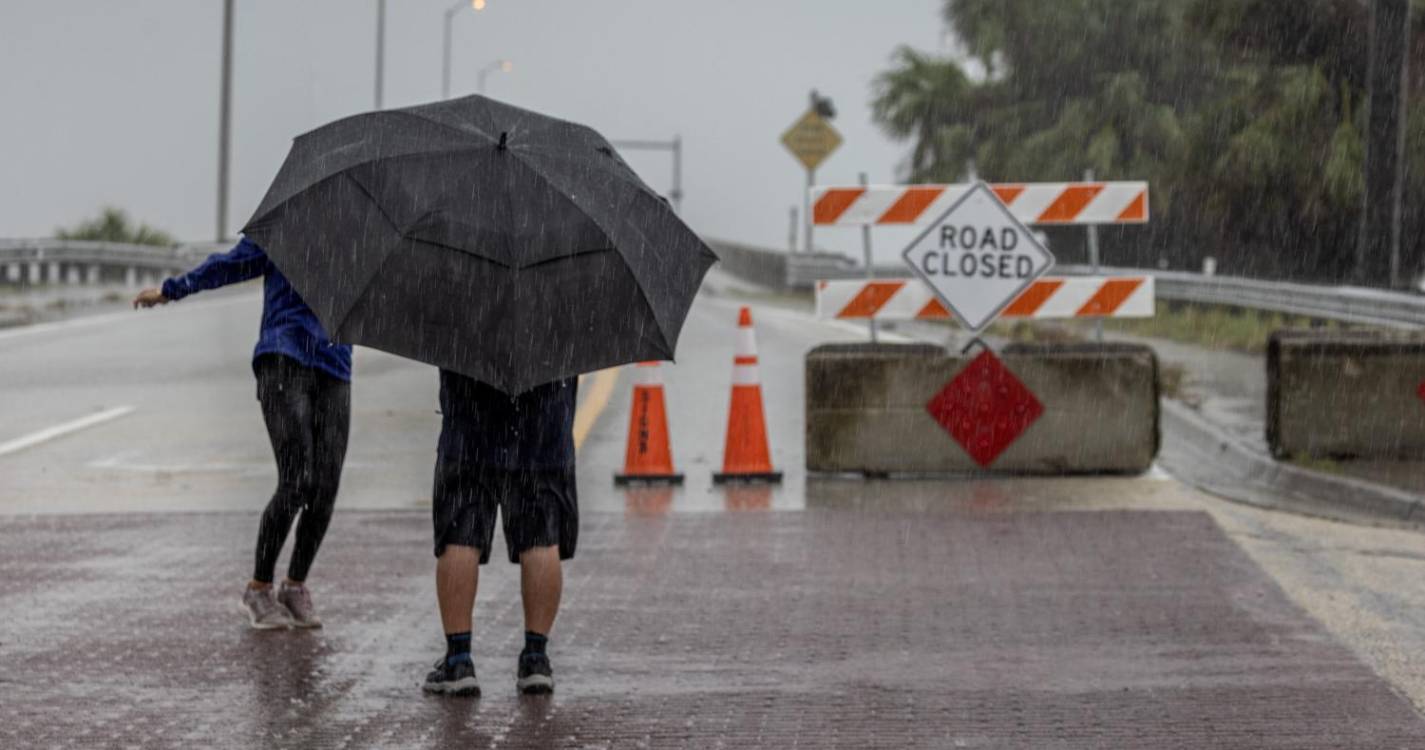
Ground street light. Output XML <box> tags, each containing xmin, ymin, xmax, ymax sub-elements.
<box><xmin>477</xmin><ymin>59</ymin><xmax>513</xmax><ymax>95</ymax></box>
<box><xmin>374</xmin><ymin>0</ymin><xmax>385</xmax><ymax>109</ymax></box>
<box><xmin>217</xmin><ymin>0</ymin><xmax>234</xmax><ymax>241</ymax></box>
<box><xmin>442</xmin><ymin>0</ymin><xmax>487</xmax><ymax>100</ymax></box>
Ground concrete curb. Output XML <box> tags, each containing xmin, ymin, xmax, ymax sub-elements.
<box><xmin>1159</xmin><ymin>397</ymin><xmax>1425</xmax><ymax>530</ymax></box>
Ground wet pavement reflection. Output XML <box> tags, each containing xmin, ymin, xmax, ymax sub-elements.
<box><xmin>2</xmin><ymin>506</ymin><xmax>1421</xmax><ymax>748</ymax></box>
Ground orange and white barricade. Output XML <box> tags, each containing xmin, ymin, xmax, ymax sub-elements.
<box><xmin>815</xmin><ymin>277</ymin><xmax>1154</xmax><ymax>322</ymax></box>
<box><xmin>813</xmin><ymin>182</ymin><xmax>1149</xmax><ymax>227</ymax></box>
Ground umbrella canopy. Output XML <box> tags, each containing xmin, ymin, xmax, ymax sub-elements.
<box><xmin>242</xmin><ymin>95</ymin><xmax>717</xmax><ymax>393</ymax></box>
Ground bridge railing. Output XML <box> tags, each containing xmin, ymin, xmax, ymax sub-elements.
<box><xmin>3</xmin><ymin>238</ymin><xmax>1422</xmax><ymax>329</ymax></box>
<box><xmin>706</xmin><ymin>240</ymin><xmax>1425</xmax><ymax>329</ymax></box>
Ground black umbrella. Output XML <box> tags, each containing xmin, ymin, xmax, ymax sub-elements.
<box><xmin>242</xmin><ymin>95</ymin><xmax>717</xmax><ymax>394</ymax></box>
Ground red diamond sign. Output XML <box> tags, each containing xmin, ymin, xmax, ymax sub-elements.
<box><xmin>1418</xmin><ymin>380</ymin><xmax>1425</xmax><ymax>405</ymax></box>
<box><xmin>926</xmin><ymin>350</ymin><xmax>1044</xmax><ymax>467</ymax></box>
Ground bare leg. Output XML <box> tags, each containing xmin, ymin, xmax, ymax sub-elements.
<box><xmin>520</xmin><ymin>545</ymin><xmax>562</xmax><ymax>635</ymax></box>
<box><xmin>436</xmin><ymin>545</ymin><xmax>480</xmax><ymax>634</ymax></box>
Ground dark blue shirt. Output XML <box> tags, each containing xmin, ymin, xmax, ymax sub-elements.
<box><xmin>438</xmin><ymin>370</ymin><xmax>577</xmax><ymax>470</ymax></box>
<box><xmin>161</xmin><ymin>237</ymin><xmax>352</xmax><ymax>382</ymax></box>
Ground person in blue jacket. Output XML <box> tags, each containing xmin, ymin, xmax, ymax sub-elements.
<box><xmin>133</xmin><ymin>236</ymin><xmax>352</xmax><ymax>630</ymax></box>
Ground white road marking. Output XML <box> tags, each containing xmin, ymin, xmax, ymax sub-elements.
<box><xmin>85</xmin><ymin>453</ymin><xmax>378</xmax><ymax>475</ymax></box>
<box><xmin>86</xmin><ymin>453</ymin><xmax>270</xmax><ymax>475</ymax></box>
<box><xmin>0</xmin><ymin>406</ymin><xmax>137</xmax><ymax>458</ymax></box>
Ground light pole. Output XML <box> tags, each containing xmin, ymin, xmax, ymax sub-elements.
<box><xmin>216</xmin><ymin>0</ymin><xmax>234</xmax><ymax>242</ymax></box>
<box><xmin>374</xmin><ymin>0</ymin><xmax>385</xmax><ymax>109</ymax></box>
<box><xmin>442</xmin><ymin>0</ymin><xmax>487</xmax><ymax>100</ymax></box>
<box><xmin>477</xmin><ymin>59</ymin><xmax>513</xmax><ymax>95</ymax></box>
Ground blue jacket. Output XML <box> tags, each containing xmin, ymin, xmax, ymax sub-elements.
<box><xmin>162</xmin><ymin>237</ymin><xmax>352</xmax><ymax>382</ymax></box>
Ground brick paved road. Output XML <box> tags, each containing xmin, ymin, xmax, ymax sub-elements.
<box><xmin>1</xmin><ymin>508</ymin><xmax>1421</xmax><ymax>748</ymax></box>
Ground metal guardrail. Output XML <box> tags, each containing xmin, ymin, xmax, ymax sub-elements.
<box><xmin>0</xmin><ymin>239</ymin><xmax>218</xmax><ymax>271</ymax></box>
<box><xmin>704</xmin><ymin>238</ymin><xmax>857</xmax><ymax>291</ymax></box>
<box><xmin>1061</xmin><ymin>265</ymin><xmax>1425</xmax><ymax>329</ymax></box>
<box><xmin>3</xmin><ymin>238</ymin><xmax>1422</xmax><ymax>329</ymax></box>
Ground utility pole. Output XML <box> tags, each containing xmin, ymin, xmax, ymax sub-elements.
<box><xmin>374</xmin><ymin>0</ymin><xmax>386</xmax><ymax>109</ymax></box>
<box><xmin>1356</xmin><ymin>0</ymin><xmax>1410</xmax><ymax>288</ymax></box>
<box><xmin>441</xmin><ymin>3</ymin><xmax>455</xmax><ymax>99</ymax></box>
<box><xmin>216</xmin><ymin>0</ymin><xmax>234</xmax><ymax>242</ymax></box>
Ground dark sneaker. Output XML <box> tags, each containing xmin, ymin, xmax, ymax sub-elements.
<box><xmin>516</xmin><ymin>652</ymin><xmax>554</xmax><ymax>694</ymax></box>
<box><xmin>423</xmin><ymin>657</ymin><xmax>480</xmax><ymax>697</ymax></box>
<box><xmin>240</xmin><ymin>586</ymin><xmax>292</xmax><ymax>630</ymax></box>
<box><xmin>276</xmin><ymin>582</ymin><xmax>322</xmax><ymax>629</ymax></box>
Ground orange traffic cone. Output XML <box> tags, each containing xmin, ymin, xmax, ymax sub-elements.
<box><xmin>614</xmin><ymin>362</ymin><xmax>685</xmax><ymax>486</ymax></box>
<box><xmin>713</xmin><ymin>307</ymin><xmax>783</xmax><ymax>484</ymax></box>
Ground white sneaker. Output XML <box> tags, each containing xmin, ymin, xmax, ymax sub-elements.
<box><xmin>241</xmin><ymin>586</ymin><xmax>292</xmax><ymax>630</ymax></box>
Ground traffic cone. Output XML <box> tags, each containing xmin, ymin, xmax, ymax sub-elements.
<box><xmin>713</xmin><ymin>307</ymin><xmax>783</xmax><ymax>484</ymax></box>
<box><xmin>614</xmin><ymin>362</ymin><xmax>684</xmax><ymax>486</ymax></box>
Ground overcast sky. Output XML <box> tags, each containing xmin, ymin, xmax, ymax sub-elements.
<box><xmin>0</xmin><ymin>0</ymin><xmax>946</xmax><ymax>258</ymax></box>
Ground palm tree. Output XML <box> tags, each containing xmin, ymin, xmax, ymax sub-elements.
<box><xmin>871</xmin><ymin>47</ymin><xmax>982</xmax><ymax>182</ymax></box>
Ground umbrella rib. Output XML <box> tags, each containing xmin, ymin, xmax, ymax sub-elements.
<box><xmin>376</xmin><ymin>108</ymin><xmax>499</xmax><ymax>144</ymax></box>
<box><xmin>247</xmin><ymin>145</ymin><xmax>492</xmax><ymax>230</ymax></box>
<box><xmin>324</xmin><ymin>175</ymin><xmax>409</xmax><ymax>336</ymax></box>
<box><xmin>511</xmin><ymin>175</ymin><xmax>680</xmax><ymax>352</ymax></box>
<box><xmin>494</xmin><ymin>154</ymin><xmax>681</xmax><ymax>355</ymax></box>
<box><xmin>329</xmin><ymin>240</ymin><xmax>405</xmax><ymax>346</ymax></box>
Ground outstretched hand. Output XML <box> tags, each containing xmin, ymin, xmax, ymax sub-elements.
<box><xmin>132</xmin><ymin>288</ymin><xmax>169</xmax><ymax>309</ymax></box>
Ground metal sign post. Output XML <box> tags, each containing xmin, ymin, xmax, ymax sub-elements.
<box><xmin>1084</xmin><ymin>168</ymin><xmax>1104</xmax><ymax>342</ymax></box>
<box><xmin>859</xmin><ymin>172</ymin><xmax>877</xmax><ymax>343</ymax></box>
<box><xmin>781</xmin><ymin>109</ymin><xmax>842</xmax><ymax>254</ymax></box>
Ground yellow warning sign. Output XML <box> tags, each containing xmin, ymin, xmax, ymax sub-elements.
<box><xmin>781</xmin><ymin>109</ymin><xmax>842</xmax><ymax>172</ymax></box>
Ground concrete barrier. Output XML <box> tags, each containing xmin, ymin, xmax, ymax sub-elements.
<box><xmin>703</xmin><ymin>238</ymin><xmax>858</xmax><ymax>291</ymax></box>
<box><xmin>806</xmin><ymin>342</ymin><xmax>1159</xmax><ymax>475</ymax></box>
<box><xmin>1267</xmin><ymin>330</ymin><xmax>1425</xmax><ymax>459</ymax></box>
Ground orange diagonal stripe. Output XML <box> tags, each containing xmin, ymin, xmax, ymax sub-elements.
<box><xmin>916</xmin><ymin>297</ymin><xmax>952</xmax><ymax>319</ymax></box>
<box><xmin>1116</xmin><ymin>191</ymin><xmax>1148</xmax><ymax>222</ymax></box>
<box><xmin>1002</xmin><ymin>279</ymin><xmax>1064</xmax><ymax>317</ymax></box>
<box><xmin>991</xmin><ymin>184</ymin><xmax>1026</xmax><ymax>205</ymax></box>
<box><xmin>837</xmin><ymin>281</ymin><xmax>905</xmax><ymax>318</ymax></box>
<box><xmin>1076</xmin><ymin>278</ymin><xmax>1143</xmax><ymax>317</ymax></box>
<box><xmin>1037</xmin><ymin>184</ymin><xmax>1105</xmax><ymax>224</ymax></box>
<box><xmin>877</xmin><ymin>187</ymin><xmax>945</xmax><ymax>223</ymax></box>
<box><xmin>813</xmin><ymin>189</ymin><xmax>866</xmax><ymax>224</ymax></box>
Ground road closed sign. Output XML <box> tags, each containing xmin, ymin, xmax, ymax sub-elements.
<box><xmin>901</xmin><ymin>181</ymin><xmax>1055</xmax><ymax>331</ymax></box>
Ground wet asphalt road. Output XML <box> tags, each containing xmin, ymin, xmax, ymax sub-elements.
<box><xmin>2</xmin><ymin>275</ymin><xmax>1425</xmax><ymax>747</ymax></box>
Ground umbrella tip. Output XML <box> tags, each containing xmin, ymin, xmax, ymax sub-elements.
<box><xmin>498</xmin><ymin>132</ymin><xmax>508</xmax><ymax>150</ymax></box>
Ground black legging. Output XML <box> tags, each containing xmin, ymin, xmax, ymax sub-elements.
<box><xmin>253</xmin><ymin>354</ymin><xmax>351</xmax><ymax>584</ymax></box>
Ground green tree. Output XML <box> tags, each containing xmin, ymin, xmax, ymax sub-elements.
<box><xmin>872</xmin><ymin>0</ymin><xmax>1425</xmax><ymax>282</ymax></box>
<box><xmin>55</xmin><ymin>207</ymin><xmax>175</xmax><ymax>247</ymax></box>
